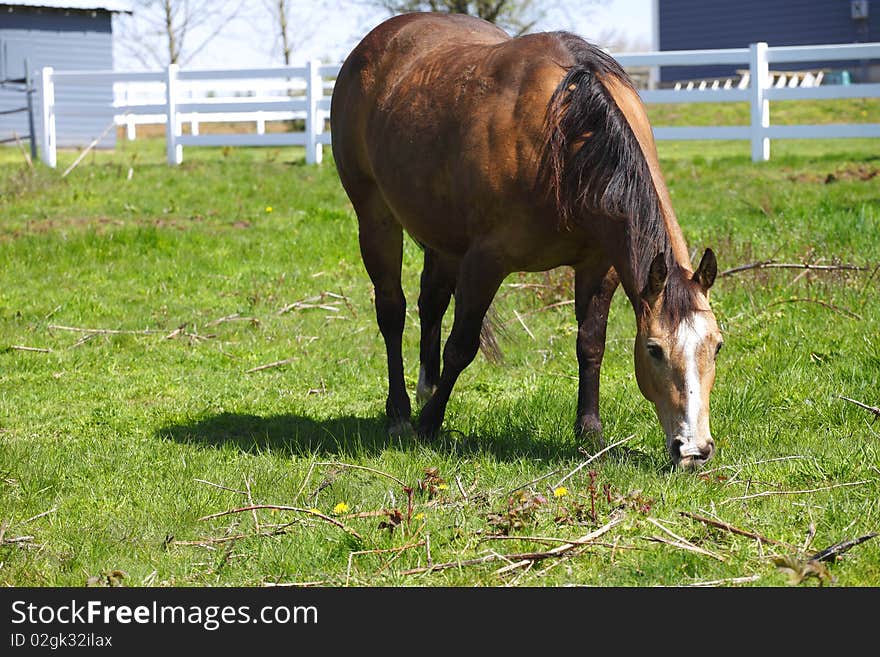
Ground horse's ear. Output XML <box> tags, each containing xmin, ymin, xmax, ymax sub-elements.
<box><xmin>692</xmin><ymin>248</ymin><xmax>717</xmax><ymax>292</ymax></box>
<box><xmin>644</xmin><ymin>251</ymin><xmax>668</xmax><ymax>303</ymax></box>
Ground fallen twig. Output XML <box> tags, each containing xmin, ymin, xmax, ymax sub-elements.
<box><xmin>720</xmin><ymin>260</ymin><xmax>869</xmax><ymax>277</ymax></box>
<box><xmin>48</xmin><ymin>324</ymin><xmax>161</xmax><ymax>335</ymax></box>
<box><xmin>839</xmin><ymin>396</ymin><xmax>880</xmax><ymax>419</ymax></box>
<box><xmin>722</xmin><ymin>480</ymin><xmax>872</xmax><ymax>504</ymax></box>
<box><xmin>768</xmin><ymin>297</ymin><xmax>862</xmax><ymax>320</ymax></box>
<box><xmin>205</xmin><ymin>313</ymin><xmax>260</xmax><ymax>327</ymax></box>
<box><xmin>315</xmin><ymin>461</ymin><xmax>407</xmax><ymax>489</ymax></box>
<box><xmin>679</xmin><ymin>511</ymin><xmax>795</xmax><ymax>549</ymax></box>
<box><xmin>685</xmin><ymin>575</ymin><xmax>761</xmax><ymax>587</ymax></box>
<box><xmin>12</xmin><ymin>131</ymin><xmax>34</xmax><ymax>170</ymax></box>
<box><xmin>401</xmin><ymin>516</ymin><xmax>624</xmax><ymax>576</ymax></box>
<box><xmin>9</xmin><ymin>345</ymin><xmax>51</xmax><ymax>353</ymax></box>
<box><xmin>645</xmin><ymin>517</ymin><xmax>726</xmax><ymax>561</ymax></box>
<box><xmin>810</xmin><ymin>533</ymin><xmax>879</xmax><ymax>563</ymax></box>
<box><xmin>61</xmin><ymin>118</ymin><xmax>117</xmax><ymax>178</ymax></box>
<box><xmin>21</xmin><ymin>507</ymin><xmax>57</xmax><ymax>525</ymax></box>
<box><xmin>551</xmin><ymin>435</ymin><xmax>635</xmax><ymax>491</ymax></box>
<box><xmin>346</xmin><ymin>540</ymin><xmax>427</xmax><ymax>585</ymax></box>
<box><xmin>198</xmin><ymin>504</ymin><xmax>363</xmax><ymax>541</ymax></box>
<box><xmin>193</xmin><ymin>478</ymin><xmax>248</xmax><ymax>496</ymax></box>
<box><xmin>512</xmin><ymin>310</ymin><xmax>535</xmax><ymax>339</ymax></box>
<box><xmin>246</xmin><ymin>357</ymin><xmax>297</xmax><ymax>373</ymax></box>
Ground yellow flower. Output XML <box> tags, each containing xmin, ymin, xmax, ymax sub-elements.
<box><xmin>553</xmin><ymin>486</ymin><xmax>569</xmax><ymax>498</ymax></box>
<box><xmin>332</xmin><ymin>502</ymin><xmax>349</xmax><ymax>515</ymax></box>
<box><xmin>437</xmin><ymin>483</ymin><xmax>449</xmax><ymax>490</ymax></box>
<box><xmin>265</xmin><ymin>206</ymin><xmax>273</xmax><ymax>213</ymax></box>
<box><xmin>414</xmin><ymin>512</ymin><xmax>425</xmax><ymax>520</ymax></box>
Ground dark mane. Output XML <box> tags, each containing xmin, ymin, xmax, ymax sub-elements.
<box><xmin>540</xmin><ymin>32</ymin><xmax>695</xmax><ymax>324</ymax></box>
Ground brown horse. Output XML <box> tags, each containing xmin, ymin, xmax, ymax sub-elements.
<box><xmin>330</xmin><ymin>13</ymin><xmax>723</xmax><ymax>468</ymax></box>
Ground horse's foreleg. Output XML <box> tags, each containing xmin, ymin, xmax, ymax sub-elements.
<box><xmin>355</xmin><ymin>197</ymin><xmax>412</xmax><ymax>436</ymax></box>
<box><xmin>417</xmin><ymin>249</ymin><xmax>505</xmax><ymax>438</ymax></box>
<box><xmin>574</xmin><ymin>266</ymin><xmax>620</xmax><ymax>447</ymax></box>
<box><xmin>417</xmin><ymin>249</ymin><xmax>456</xmax><ymax>406</ymax></box>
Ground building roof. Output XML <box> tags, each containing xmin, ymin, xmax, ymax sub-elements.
<box><xmin>2</xmin><ymin>1</ymin><xmax>133</xmax><ymax>12</ymax></box>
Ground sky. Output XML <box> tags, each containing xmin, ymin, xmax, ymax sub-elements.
<box><xmin>114</xmin><ymin>0</ymin><xmax>654</xmax><ymax>70</ymax></box>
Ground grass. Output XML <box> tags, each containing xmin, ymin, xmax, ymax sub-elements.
<box><xmin>1</xmin><ymin>99</ymin><xmax>879</xmax><ymax>587</ymax></box>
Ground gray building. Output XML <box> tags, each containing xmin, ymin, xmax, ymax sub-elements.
<box><xmin>0</xmin><ymin>1</ymin><xmax>132</xmax><ymax>151</ymax></box>
<box><xmin>657</xmin><ymin>0</ymin><xmax>880</xmax><ymax>84</ymax></box>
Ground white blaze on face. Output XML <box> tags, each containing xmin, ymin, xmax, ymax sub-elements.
<box><xmin>674</xmin><ymin>313</ymin><xmax>709</xmax><ymax>457</ymax></box>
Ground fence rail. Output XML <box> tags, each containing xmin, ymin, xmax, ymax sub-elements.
<box><xmin>36</xmin><ymin>41</ymin><xmax>880</xmax><ymax>166</ymax></box>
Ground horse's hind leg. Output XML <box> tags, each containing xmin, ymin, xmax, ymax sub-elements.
<box><xmin>353</xmin><ymin>190</ymin><xmax>412</xmax><ymax>436</ymax></box>
<box><xmin>417</xmin><ymin>247</ymin><xmax>505</xmax><ymax>438</ymax></box>
<box><xmin>417</xmin><ymin>249</ymin><xmax>456</xmax><ymax>406</ymax></box>
<box><xmin>574</xmin><ymin>265</ymin><xmax>619</xmax><ymax>448</ymax></box>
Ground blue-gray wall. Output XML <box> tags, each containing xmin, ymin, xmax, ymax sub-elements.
<box><xmin>659</xmin><ymin>0</ymin><xmax>880</xmax><ymax>83</ymax></box>
<box><xmin>0</xmin><ymin>4</ymin><xmax>117</xmax><ymax>150</ymax></box>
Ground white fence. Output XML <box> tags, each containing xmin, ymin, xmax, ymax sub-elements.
<box><xmin>39</xmin><ymin>60</ymin><xmax>335</xmax><ymax>167</ymax></box>
<box><xmin>37</xmin><ymin>41</ymin><xmax>880</xmax><ymax>166</ymax></box>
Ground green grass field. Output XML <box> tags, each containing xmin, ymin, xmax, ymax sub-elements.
<box><xmin>1</xmin><ymin>100</ymin><xmax>878</xmax><ymax>587</ymax></box>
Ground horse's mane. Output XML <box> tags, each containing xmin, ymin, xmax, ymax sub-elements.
<box><xmin>539</xmin><ymin>32</ymin><xmax>698</xmax><ymax>324</ymax></box>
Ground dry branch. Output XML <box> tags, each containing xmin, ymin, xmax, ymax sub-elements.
<box><xmin>61</xmin><ymin>118</ymin><xmax>118</xmax><ymax>178</ymax></box>
<box><xmin>198</xmin><ymin>504</ymin><xmax>363</xmax><ymax>541</ymax></box>
<box><xmin>193</xmin><ymin>478</ymin><xmax>248</xmax><ymax>495</ymax></box>
<box><xmin>685</xmin><ymin>575</ymin><xmax>761</xmax><ymax>587</ymax></box>
<box><xmin>645</xmin><ymin>517</ymin><xmax>726</xmax><ymax>561</ymax></box>
<box><xmin>551</xmin><ymin>435</ymin><xmax>635</xmax><ymax>491</ymax></box>
<box><xmin>768</xmin><ymin>297</ymin><xmax>863</xmax><ymax>320</ymax></box>
<box><xmin>401</xmin><ymin>516</ymin><xmax>624</xmax><ymax>576</ymax></box>
<box><xmin>720</xmin><ymin>260</ymin><xmax>869</xmax><ymax>277</ymax></box>
<box><xmin>246</xmin><ymin>357</ymin><xmax>297</xmax><ymax>373</ymax></box>
<box><xmin>810</xmin><ymin>533</ymin><xmax>879</xmax><ymax>563</ymax></box>
<box><xmin>722</xmin><ymin>480</ymin><xmax>872</xmax><ymax>504</ymax></box>
<box><xmin>48</xmin><ymin>324</ymin><xmax>161</xmax><ymax>335</ymax></box>
<box><xmin>315</xmin><ymin>461</ymin><xmax>407</xmax><ymax>489</ymax></box>
<box><xmin>839</xmin><ymin>396</ymin><xmax>880</xmax><ymax>419</ymax></box>
<box><xmin>205</xmin><ymin>313</ymin><xmax>260</xmax><ymax>327</ymax></box>
<box><xmin>679</xmin><ymin>511</ymin><xmax>795</xmax><ymax>549</ymax></box>
<box><xmin>9</xmin><ymin>345</ymin><xmax>51</xmax><ymax>353</ymax></box>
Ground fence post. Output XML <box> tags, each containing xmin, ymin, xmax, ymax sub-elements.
<box><xmin>305</xmin><ymin>59</ymin><xmax>323</xmax><ymax>165</ymax></box>
<box><xmin>165</xmin><ymin>63</ymin><xmax>182</xmax><ymax>165</ymax></box>
<box><xmin>39</xmin><ymin>66</ymin><xmax>57</xmax><ymax>168</ymax></box>
<box><xmin>749</xmin><ymin>42</ymin><xmax>770</xmax><ymax>162</ymax></box>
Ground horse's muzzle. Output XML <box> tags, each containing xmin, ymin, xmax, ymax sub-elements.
<box><xmin>672</xmin><ymin>437</ymin><xmax>715</xmax><ymax>470</ymax></box>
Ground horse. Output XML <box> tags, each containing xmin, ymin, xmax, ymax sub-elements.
<box><xmin>330</xmin><ymin>12</ymin><xmax>723</xmax><ymax>469</ymax></box>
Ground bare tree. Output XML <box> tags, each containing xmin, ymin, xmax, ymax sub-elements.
<box><xmin>374</xmin><ymin>0</ymin><xmax>544</xmax><ymax>35</ymax></box>
<box><xmin>262</xmin><ymin>0</ymin><xmax>320</xmax><ymax>66</ymax></box>
<box><xmin>115</xmin><ymin>0</ymin><xmax>246</xmax><ymax>68</ymax></box>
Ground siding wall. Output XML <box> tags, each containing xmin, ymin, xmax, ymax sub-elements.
<box><xmin>659</xmin><ymin>0</ymin><xmax>880</xmax><ymax>83</ymax></box>
<box><xmin>0</xmin><ymin>5</ymin><xmax>116</xmax><ymax>149</ymax></box>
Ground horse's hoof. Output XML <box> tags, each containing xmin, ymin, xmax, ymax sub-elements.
<box><xmin>575</xmin><ymin>417</ymin><xmax>606</xmax><ymax>452</ymax></box>
<box><xmin>388</xmin><ymin>419</ymin><xmax>416</xmax><ymax>439</ymax></box>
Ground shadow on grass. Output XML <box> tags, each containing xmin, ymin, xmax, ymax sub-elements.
<box><xmin>154</xmin><ymin>411</ymin><xmax>632</xmax><ymax>464</ymax></box>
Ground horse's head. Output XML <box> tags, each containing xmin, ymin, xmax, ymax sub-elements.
<box><xmin>634</xmin><ymin>249</ymin><xmax>722</xmax><ymax>469</ymax></box>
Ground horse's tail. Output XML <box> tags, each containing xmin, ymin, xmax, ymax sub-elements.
<box><xmin>479</xmin><ymin>305</ymin><xmax>504</xmax><ymax>364</ymax></box>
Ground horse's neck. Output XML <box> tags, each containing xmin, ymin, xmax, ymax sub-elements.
<box><xmin>600</xmin><ymin>76</ymin><xmax>692</xmax><ymax>273</ymax></box>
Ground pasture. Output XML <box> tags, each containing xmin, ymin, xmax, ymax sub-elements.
<box><xmin>1</xmin><ymin>99</ymin><xmax>878</xmax><ymax>587</ymax></box>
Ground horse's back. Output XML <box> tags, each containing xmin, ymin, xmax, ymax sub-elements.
<box><xmin>331</xmin><ymin>13</ymin><xmax>575</xmax><ymax>261</ymax></box>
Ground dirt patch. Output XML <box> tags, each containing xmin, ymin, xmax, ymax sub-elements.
<box><xmin>787</xmin><ymin>164</ymin><xmax>879</xmax><ymax>184</ymax></box>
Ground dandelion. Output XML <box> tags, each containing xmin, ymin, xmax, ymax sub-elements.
<box><xmin>265</xmin><ymin>206</ymin><xmax>273</xmax><ymax>213</ymax></box>
<box><xmin>437</xmin><ymin>483</ymin><xmax>449</xmax><ymax>491</ymax></box>
<box><xmin>332</xmin><ymin>502</ymin><xmax>349</xmax><ymax>515</ymax></box>
<box><xmin>553</xmin><ymin>486</ymin><xmax>569</xmax><ymax>499</ymax></box>
<box><xmin>414</xmin><ymin>512</ymin><xmax>425</xmax><ymax>521</ymax></box>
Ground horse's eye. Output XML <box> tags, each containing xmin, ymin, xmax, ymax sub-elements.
<box><xmin>647</xmin><ymin>343</ymin><xmax>664</xmax><ymax>360</ymax></box>
<box><xmin>715</xmin><ymin>342</ymin><xmax>724</xmax><ymax>359</ymax></box>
